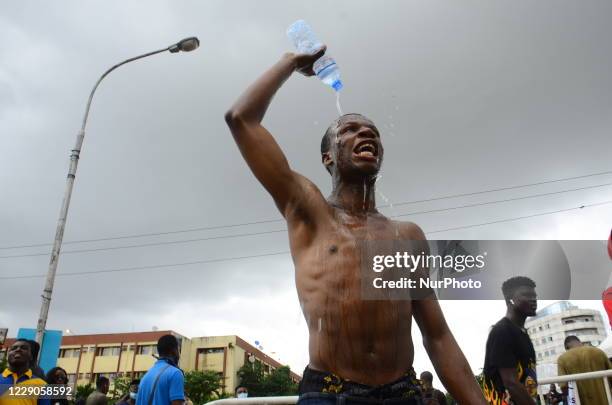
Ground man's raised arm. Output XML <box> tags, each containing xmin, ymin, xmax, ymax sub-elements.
<box><xmin>224</xmin><ymin>48</ymin><xmax>325</xmax><ymax>216</ymax></box>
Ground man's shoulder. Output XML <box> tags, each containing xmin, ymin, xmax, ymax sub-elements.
<box><xmin>489</xmin><ymin>318</ymin><xmax>511</xmax><ymax>334</ymax></box>
<box><xmin>393</xmin><ymin>220</ymin><xmax>426</xmax><ymax>240</ymax></box>
<box><xmin>581</xmin><ymin>345</ymin><xmax>608</xmax><ymax>358</ymax></box>
<box><xmin>557</xmin><ymin>350</ymin><xmax>574</xmax><ymax>364</ymax></box>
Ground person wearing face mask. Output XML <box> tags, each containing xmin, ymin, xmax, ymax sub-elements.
<box><xmin>136</xmin><ymin>335</ymin><xmax>184</xmax><ymax>405</ymax></box>
<box><xmin>234</xmin><ymin>387</ymin><xmax>248</xmax><ymax>399</ymax></box>
<box><xmin>115</xmin><ymin>380</ymin><xmax>139</xmax><ymax>405</ymax></box>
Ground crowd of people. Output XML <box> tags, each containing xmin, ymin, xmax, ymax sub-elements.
<box><xmin>1</xmin><ymin>303</ymin><xmax>611</xmax><ymax>405</ymax></box>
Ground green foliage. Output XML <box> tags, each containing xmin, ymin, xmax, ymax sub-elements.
<box><xmin>75</xmin><ymin>384</ymin><xmax>96</xmax><ymax>401</ymax></box>
<box><xmin>110</xmin><ymin>376</ymin><xmax>132</xmax><ymax>401</ymax></box>
<box><xmin>237</xmin><ymin>362</ymin><xmax>265</xmax><ymax>396</ymax></box>
<box><xmin>184</xmin><ymin>370</ymin><xmax>225</xmax><ymax>405</ymax></box>
<box><xmin>0</xmin><ymin>356</ymin><xmax>7</xmax><ymax>372</ymax></box>
<box><xmin>261</xmin><ymin>366</ymin><xmax>298</xmax><ymax>396</ymax></box>
<box><xmin>236</xmin><ymin>363</ymin><xmax>298</xmax><ymax>397</ymax></box>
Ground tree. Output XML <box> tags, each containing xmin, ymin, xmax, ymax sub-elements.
<box><xmin>110</xmin><ymin>376</ymin><xmax>132</xmax><ymax>401</ymax></box>
<box><xmin>184</xmin><ymin>370</ymin><xmax>225</xmax><ymax>405</ymax></box>
<box><xmin>75</xmin><ymin>384</ymin><xmax>96</xmax><ymax>402</ymax></box>
<box><xmin>236</xmin><ymin>363</ymin><xmax>298</xmax><ymax>397</ymax></box>
<box><xmin>236</xmin><ymin>362</ymin><xmax>265</xmax><ymax>397</ymax></box>
<box><xmin>261</xmin><ymin>366</ymin><xmax>298</xmax><ymax>396</ymax></box>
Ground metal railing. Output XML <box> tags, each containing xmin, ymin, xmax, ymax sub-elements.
<box><xmin>206</xmin><ymin>397</ymin><xmax>298</xmax><ymax>405</ymax></box>
<box><xmin>537</xmin><ymin>369</ymin><xmax>612</xmax><ymax>405</ymax></box>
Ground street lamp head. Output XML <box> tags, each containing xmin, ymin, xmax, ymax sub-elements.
<box><xmin>169</xmin><ymin>37</ymin><xmax>200</xmax><ymax>53</ymax></box>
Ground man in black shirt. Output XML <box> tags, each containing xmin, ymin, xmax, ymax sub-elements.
<box><xmin>482</xmin><ymin>276</ymin><xmax>538</xmax><ymax>405</ymax></box>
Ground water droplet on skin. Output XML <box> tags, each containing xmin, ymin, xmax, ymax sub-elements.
<box><xmin>362</xmin><ymin>179</ymin><xmax>367</xmax><ymax>210</ymax></box>
<box><xmin>318</xmin><ymin>317</ymin><xmax>322</xmax><ymax>332</ymax></box>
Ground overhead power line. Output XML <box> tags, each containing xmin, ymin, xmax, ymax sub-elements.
<box><xmin>1</xmin><ymin>169</ymin><xmax>610</xmax><ymax>251</ymax></box>
<box><xmin>1</xmin><ymin>182</ymin><xmax>610</xmax><ymax>259</ymax></box>
<box><xmin>1</xmin><ymin>199</ymin><xmax>609</xmax><ymax>281</ymax></box>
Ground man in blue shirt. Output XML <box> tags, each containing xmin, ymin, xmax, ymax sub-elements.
<box><xmin>136</xmin><ymin>336</ymin><xmax>184</xmax><ymax>405</ymax></box>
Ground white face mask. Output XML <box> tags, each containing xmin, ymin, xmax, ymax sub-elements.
<box><xmin>237</xmin><ymin>393</ymin><xmax>248</xmax><ymax>399</ymax></box>
<box><xmin>129</xmin><ymin>392</ymin><xmax>137</xmax><ymax>400</ymax></box>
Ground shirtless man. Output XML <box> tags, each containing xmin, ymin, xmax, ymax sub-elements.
<box><xmin>225</xmin><ymin>47</ymin><xmax>485</xmax><ymax>404</ymax></box>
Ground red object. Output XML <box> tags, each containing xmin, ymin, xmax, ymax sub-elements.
<box><xmin>608</xmin><ymin>229</ymin><xmax>612</xmax><ymax>260</ymax></box>
<box><xmin>604</xmin><ymin>288</ymin><xmax>612</xmax><ymax>329</ymax></box>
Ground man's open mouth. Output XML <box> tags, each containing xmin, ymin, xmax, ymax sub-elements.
<box><xmin>353</xmin><ymin>141</ymin><xmax>378</xmax><ymax>160</ymax></box>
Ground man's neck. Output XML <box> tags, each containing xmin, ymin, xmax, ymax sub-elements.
<box><xmin>329</xmin><ymin>177</ymin><xmax>378</xmax><ymax>214</ymax></box>
<box><xmin>505</xmin><ymin>309</ymin><xmax>527</xmax><ymax>329</ymax></box>
<box><xmin>8</xmin><ymin>365</ymin><xmax>29</xmax><ymax>376</ymax></box>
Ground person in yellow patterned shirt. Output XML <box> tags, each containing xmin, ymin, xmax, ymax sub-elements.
<box><xmin>0</xmin><ymin>340</ymin><xmax>49</xmax><ymax>405</ymax></box>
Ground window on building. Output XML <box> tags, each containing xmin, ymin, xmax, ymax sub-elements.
<box><xmin>551</xmin><ymin>349</ymin><xmax>556</xmax><ymax>355</ymax></box>
<box><xmin>548</xmin><ymin>337</ymin><xmax>553</xmax><ymax>342</ymax></box>
<box><xmin>78</xmin><ymin>373</ymin><xmax>91</xmax><ymax>380</ymax></box>
<box><xmin>204</xmin><ymin>348</ymin><xmax>224</xmax><ymax>354</ymax></box>
<box><xmin>59</xmin><ymin>348</ymin><xmax>81</xmax><ymax>358</ymax></box>
<box><xmin>544</xmin><ymin>351</ymin><xmax>549</xmax><ymax>356</ymax></box>
<box><xmin>122</xmin><ymin>345</ymin><xmax>131</xmax><ymax>352</ymax></box>
<box><xmin>546</xmin><ymin>324</ymin><xmax>550</xmax><ymax>329</ymax></box>
<box><xmin>538</xmin><ymin>326</ymin><xmax>543</xmax><ymax>331</ymax></box>
<box><xmin>137</xmin><ymin>345</ymin><xmax>156</xmax><ymax>355</ymax></box>
<box><xmin>97</xmin><ymin>346</ymin><xmax>121</xmax><ymax>356</ymax></box>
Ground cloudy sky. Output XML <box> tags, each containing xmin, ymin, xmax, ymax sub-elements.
<box><xmin>1</xmin><ymin>0</ymin><xmax>611</xmax><ymax>389</ymax></box>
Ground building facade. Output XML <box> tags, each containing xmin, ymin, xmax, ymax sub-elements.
<box><xmin>526</xmin><ymin>301</ymin><xmax>608</xmax><ymax>365</ymax></box>
<box><xmin>1</xmin><ymin>331</ymin><xmax>300</xmax><ymax>393</ymax></box>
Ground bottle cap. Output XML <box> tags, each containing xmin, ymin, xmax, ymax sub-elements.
<box><xmin>332</xmin><ymin>80</ymin><xmax>343</xmax><ymax>92</ymax></box>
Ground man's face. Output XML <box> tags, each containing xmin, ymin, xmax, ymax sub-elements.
<box><xmin>512</xmin><ymin>286</ymin><xmax>538</xmax><ymax>316</ymax></box>
<box><xmin>419</xmin><ymin>376</ymin><xmax>432</xmax><ymax>390</ymax></box>
<box><xmin>129</xmin><ymin>384</ymin><xmax>138</xmax><ymax>394</ymax></box>
<box><xmin>326</xmin><ymin>115</ymin><xmax>383</xmax><ymax>177</ymax></box>
<box><xmin>8</xmin><ymin>341</ymin><xmax>32</xmax><ymax>368</ymax></box>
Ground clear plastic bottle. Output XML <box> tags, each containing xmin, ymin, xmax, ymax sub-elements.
<box><xmin>287</xmin><ymin>20</ymin><xmax>343</xmax><ymax>92</ymax></box>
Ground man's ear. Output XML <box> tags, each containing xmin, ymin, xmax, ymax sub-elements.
<box><xmin>322</xmin><ymin>152</ymin><xmax>333</xmax><ymax>171</ymax></box>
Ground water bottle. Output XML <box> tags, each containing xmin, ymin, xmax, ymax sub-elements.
<box><xmin>287</xmin><ymin>20</ymin><xmax>343</xmax><ymax>92</ymax></box>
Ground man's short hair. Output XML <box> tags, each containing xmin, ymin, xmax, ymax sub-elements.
<box><xmin>564</xmin><ymin>335</ymin><xmax>581</xmax><ymax>347</ymax></box>
<box><xmin>130</xmin><ymin>379</ymin><xmax>140</xmax><ymax>386</ymax></box>
<box><xmin>96</xmin><ymin>376</ymin><xmax>109</xmax><ymax>388</ymax></box>
<box><xmin>501</xmin><ymin>276</ymin><xmax>536</xmax><ymax>300</ymax></box>
<box><xmin>419</xmin><ymin>371</ymin><xmax>433</xmax><ymax>383</ymax></box>
<box><xmin>157</xmin><ymin>334</ymin><xmax>179</xmax><ymax>356</ymax></box>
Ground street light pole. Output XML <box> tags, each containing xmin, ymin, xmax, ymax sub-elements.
<box><xmin>34</xmin><ymin>37</ymin><xmax>200</xmax><ymax>349</ymax></box>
